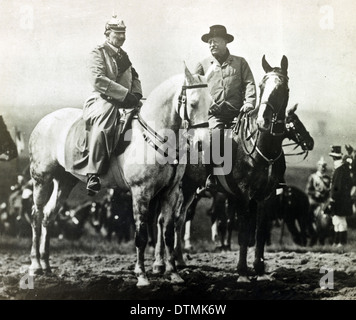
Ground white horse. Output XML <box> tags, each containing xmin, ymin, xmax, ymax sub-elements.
<box><xmin>28</xmin><ymin>66</ymin><xmax>211</xmax><ymax>287</ymax></box>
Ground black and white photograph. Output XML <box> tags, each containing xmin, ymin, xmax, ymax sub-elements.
<box><xmin>1</xmin><ymin>0</ymin><xmax>356</xmax><ymax>306</ymax></box>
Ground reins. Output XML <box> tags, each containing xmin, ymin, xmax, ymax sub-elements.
<box><xmin>136</xmin><ymin>82</ymin><xmax>209</xmax><ymax>165</ymax></box>
<box><xmin>237</xmin><ymin>113</ymin><xmax>283</xmax><ymax>179</ymax></box>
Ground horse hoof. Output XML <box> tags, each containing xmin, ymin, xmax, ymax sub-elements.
<box><xmin>137</xmin><ymin>276</ymin><xmax>150</xmax><ymax>287</ymax></box>
<box><xmin>237</xmin><ymin>275</ymin><xmax>250</xmax><ymax>283</ymax></box>
<box><xmin>257</xmin><ymin>274</ymin><xmax>274</xmax><ymax>281</ymax></box>
<box><xmin>176</xmin><ymin>260</ymin><xmax>187</xmax><ymax>269</ymax></box>
<box><xmin>28</xmin><ymin>267</ymin><xmax>43</xmax><ymax>276</ymax></box>
<box><xmin>152</xmin><ymin>263</ymin><xmax>165</xmax><ymax>274</ymax></box>
<box><xmin>170</xmin><ymin>273</ymin><xmax>184</xmax><ymax>284</ymax></box>
<box><xmin>43</xmin><ymin>268</ymin><xmax>52</xmax><ymax>275</ymax></box>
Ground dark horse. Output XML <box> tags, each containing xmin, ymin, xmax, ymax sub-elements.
<box><xmin>0</xmin><ymin>116</ymin><xmax>18</xmax><ymax>161</ymax></box>
<box><xmin>153</xmin><ymin>55</ymin><xmax>291</xmax><ymax>281</ymax></box>
<box><xmin>229</xmin><ymin>55</ymin><xmax>291</xmax><ymax>281</ymax></box>
<box><xmin>177</xmin><ymin>103</ymin><xmax>315</xmax><ymax>259</ymax></box>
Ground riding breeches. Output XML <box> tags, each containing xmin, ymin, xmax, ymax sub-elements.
<box><xmin>332</xmin><ymin>215</ymin><xmax>348</xmax><ymax>232</ymax></box>
<box><xmin>82</xmin><ymin>97</ymin><xmax>120</xmax><ymax>174</ymax></box>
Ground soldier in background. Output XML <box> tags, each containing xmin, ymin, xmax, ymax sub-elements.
<box><xmin>306</xmin><ymin>157</ymin><xmax>331</xmax><ymax>217</ymax></box>
<box><xmin>328</xmin><ymin>145</ymin><xmax>353</xmax><ymax>246</ymax></box>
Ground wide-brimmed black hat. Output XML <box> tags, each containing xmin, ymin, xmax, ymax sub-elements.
<box><xmin>201</xmin><ymin>25</ymin><xmax>234</xmax><ymax>43</ymax></box>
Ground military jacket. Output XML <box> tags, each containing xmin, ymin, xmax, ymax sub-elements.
<box><xmin>87</xmin><ymin>41</ymin><xmax>142</xmax><ymax>102</ymax></box>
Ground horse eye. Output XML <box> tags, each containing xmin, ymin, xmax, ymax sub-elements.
<box><xmin>190</xmin><ymin>100</ymin><xmax>199</xmax><ymax>108</ymax></box>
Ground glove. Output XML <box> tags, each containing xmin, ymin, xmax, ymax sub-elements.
<box><xmin>209</xmin><ymin>102</ymin><xmax>222</xmax><ymax>115</ymax></box>
<box><xmin>133</xmin><ymin>93</ymin><xmax>142</xmax><ymax>101</ymax></box>
<box><xmin>123</xmin><ymin>92</ymin><xmax>139</xmax><ymax>107</ymax></box>
<box><xmin>345</xmin><ymin>144</ymin><xmax>354</xmax><ymax>155</ymax></box>
<box><xmin>240</xmin><ymin>104</ymin><xmax>254</xmax><ymax>113</ymax></box>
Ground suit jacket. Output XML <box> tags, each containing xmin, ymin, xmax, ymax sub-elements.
<box><xmin>86</xmin><ymin>41</ymin><xmax>142</xmax><ymax>103</ymax></box>
<box><xmin>195</xmin><ymin>53</ymin><xmax>256</xmax><ymax>119</ymax></box>
<box><xmin>330</xmin><ymin>163</ymin><xmax>353</xmax><ymax>216</ymax></box>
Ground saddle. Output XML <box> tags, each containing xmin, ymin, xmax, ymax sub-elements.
<box><xmin>64</xmin><ymin>108</ymin><xmax>139</xmax><ymax>175</ymax></box>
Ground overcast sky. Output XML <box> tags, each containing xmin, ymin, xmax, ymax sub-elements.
<box><xmin>0</xmin><ymin>0</ymin><xmax>355</xmax><ymax>167</ymax></box>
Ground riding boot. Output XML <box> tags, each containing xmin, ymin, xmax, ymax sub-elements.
<box><xmin>86</xmin><ymin>174</ymin><xmax>101</xmax><ymax>196</ymax></box>
<box><xmin>339</xmin><ymin>231</ymin><xmax>347</xmax><ymax>245</ymax></box>
<box><xmin>205</xmin><ymin>127</ymin><xmax>224</xmax><ymax>193</ymax></box>
<box><xmin>333</xmin><ymin>231</ymin><xmax>340</xmax><ymax>246</ymax></box>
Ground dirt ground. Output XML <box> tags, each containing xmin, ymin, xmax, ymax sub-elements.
<box><xmin>1</xmin><ymin>234</ymin><xmax>356</xmax><ymax>301</ymax></box>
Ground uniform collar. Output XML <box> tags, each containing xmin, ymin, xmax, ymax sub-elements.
<box><xmin>104</xmin><ymin>41</ymin><xmax>123</xmax><ymax>57</ymax></box>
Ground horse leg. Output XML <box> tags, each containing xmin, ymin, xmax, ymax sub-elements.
<box><xmin>174</xmin><ymin>207</ymin><xmax>187</xmax><ymax>268</ymax></box>
<box><xmin>131</xmin><ymin>187</ymin><xmax>151</xmax><ymax>287</ymax></box>
<box><xmin>225</xmin><ymin>197</ymin><xmax>237</xmax><ymax>250</ymax></box>
<box><xmin>153</xmin><ymin>212</ymin><xmax>165</xmax><ymax>274</ymax></box>
<box><xmin>29</xmin><ymin>178</ymin><xmax>53</xmax><ymax>276</ymax></box>
<box><xmin>174</xmin><ymin>186</ymin><xmax>196</xmax><ymax>267</ymax></box>
<box><xmin>160</xmin><ymin>186</ymin><xmax>184</xmax><ymax>284</ymax></box>
<box><xmin>285</xmin><ymin>217</ymin><xmax>302</xmax><ymax>245</ymax></box>
<box><xmin>39</xmin><ymin>174</ymin><xmax>77</xmax><ymax>272</ymax></box>
<box><xmin>253</xmin><ymin>201</ymin><xmax>274</xmax><ymax>280</ymax></box>
<box><xmin>236</xmin><ymin>203</ymin><xmax>253</xmax><ymax>283</ymax></box>
<box><xmin>183</xmin><ymin>220</ymin><xmax>192</xmax><ymax>250</ymax></box>
<box><xmin>183</xmin><ymin>191</ymin><xmax>199</xmax><ymax>251</ymax></box>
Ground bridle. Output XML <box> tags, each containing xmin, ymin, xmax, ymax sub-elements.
<box><xmin>283</xmin><ymin>118</ymin><xmax>310</xmax><ymax>159</ymax></box>
<box><xmin>136</xmin><ymin>83</ymin><xmax>209</xmax><ymax>165</ymax></box>
<box><xmin>259</xmin><ymin>72</ymin><xmax>289</xmax><ymax>137</ymax></box>
<box><xmin>177</xmin><ymin>84</ymin><xmax>209</xmax><ymax>130</ymax></box>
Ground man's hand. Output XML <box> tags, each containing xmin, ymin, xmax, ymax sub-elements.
<box><xmin>123</xmin><ymin>92</ymin><xmax>139</xmax><ymax>107</ymax></box>
<box><xmin>133</xmin><ymin>93</ymin><xmax>143</xmax><ymax>101</ymax></box>
<box><xmin>240</xmin><ymin>104</ymin><xmax>254</xmax><ymax>113</ymax></box>
<box><xmin>209</xmin><ymin>102</ymin><xmax>223</xmax><ymax>115</ymax></box>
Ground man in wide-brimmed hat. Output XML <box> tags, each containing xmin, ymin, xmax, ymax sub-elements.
<box><xmin>195</xmin><ymin>24</ymin><xmax>256</xmax><ymax>191</ymax></box>
<box><xmin>82</xmin><ymin>15</ymin><xmax>143</xmax><ymax>196</ymax></box>
<box><xmin>328</xmin><ymin>145</ymin><xmax>353</xmax><ymax>247</ymax></box>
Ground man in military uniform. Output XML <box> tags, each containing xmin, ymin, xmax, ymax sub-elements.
<box><xmin>194</xmin><ymin>25</ymin><xmax>256</xmax><ymax>191</ymax></box>
<box><xmin>83</xmin><ymin>16</ymin><xmax>143</xmax><ymax>196</ymax></box>
<box><xmin>306</xmin><ymin>157</ymin><xmax>331</xmax><ymax>216</ymax></box>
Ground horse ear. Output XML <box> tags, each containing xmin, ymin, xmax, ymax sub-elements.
<box><xmin>281</xmin><ymin>55</ymin><xmax>288</xmax><ymax>72</ymax></box>
<box><xmin>287</xmin><ymin>103</ymin><xmax>298</xmax><ymax>115</ymax></box>
<box><xmin>262</xmin><ymin>55</ymin><xmax>273</xmax><ymax>73</ymax></box>
<box><xmin>184</xmin><ymin>61</ymin><xmax>195</xmax><ymax>85</ymax></box>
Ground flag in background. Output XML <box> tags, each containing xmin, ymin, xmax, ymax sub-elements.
<box><xmin>15</xmin><ymin>127</ymin><xmax>25</xmax><ymax>155</ymax></box>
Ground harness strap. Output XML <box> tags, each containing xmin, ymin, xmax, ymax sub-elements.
<box><xmin>136</xmin><ymin>112</ymin><xmax>180</xmax><ymax>165</ymax></box>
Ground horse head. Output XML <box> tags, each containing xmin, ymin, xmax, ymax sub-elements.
<box><xmin>179</xmin><ymin>65</ymin><xmax>211</xmax><ymax>129</ymax></box>
<box><xmin>256</xmin><ymin>55</ymin><xmax>289</xmax><ymax>134</ymax></box>
<box><xmin>0</xmin><ymin>116</ymin><xmax>18</xmax><ymax>161</ymax></box>
<box><xmin>285</xmin><ymin>104</ymin><xmax>314</xmax><ymax>151</ymax></box>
